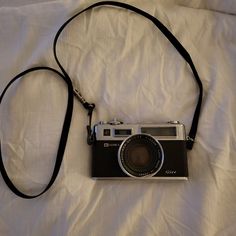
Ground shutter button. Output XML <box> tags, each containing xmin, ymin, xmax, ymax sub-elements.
<box><xmin>168</xmin><ymin>121</ymin><xmax>180</xmax><ymax>124</ymax></box>
<box><xmin>108</xmin><ymin>118</ymin><xmax>123</xmax><ymax>125</ymax></box>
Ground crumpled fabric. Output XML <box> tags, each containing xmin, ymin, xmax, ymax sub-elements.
<box><xmin>0</xmin><ymin>0</ymin><xmax>236</xmax><ymax>235</ymax></box>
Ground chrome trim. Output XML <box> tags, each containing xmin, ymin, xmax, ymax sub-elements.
<box><xmin>95</xmin><ymin>123</ymin><xmax>186</xmax><ymax>141</ymax></box>
<box><xmin>92</xmin><ymin>177</ymin><xmax>188</xmax><ymax>180</ymax></box>
<box><xmin>73</xmin><ymin>88</ymin><xmax>86</xmax><ymax>104</ymax></box>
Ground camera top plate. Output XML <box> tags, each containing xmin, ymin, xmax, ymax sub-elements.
<box><xmin>95</xmin><ymin>121</ymin><xmax>186</xmax><ymax>141</ymax></box>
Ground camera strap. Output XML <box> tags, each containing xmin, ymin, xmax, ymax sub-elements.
<box><xmin>0</xmin><ymin>1</ymin><xmax>202</xmax><ymax>198</ymax></box>
<box><xmin>52</xmin><ymin>1</ymin><xmax>203</xmax><ymax>149</ymax></box>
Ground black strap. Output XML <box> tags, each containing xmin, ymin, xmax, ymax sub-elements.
<box><xmin>0</xmin><ymin>1</ymin><xmax>202</xmax><ymax>198</ymax></box>
<box><xmin>0</xmin><ymin>67</ymin><xmax>74</xmax><ymax>199</ymax></box>
<box><xmin>52</xmin><ymin>1</ymin><xmax>203</xmax><ymax>150</ymax></box>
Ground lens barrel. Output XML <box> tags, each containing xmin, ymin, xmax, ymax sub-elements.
<box><xmin>118</xmin><ymin>134</ymin><xmax>164</xmax><ymax>178</ymax></box>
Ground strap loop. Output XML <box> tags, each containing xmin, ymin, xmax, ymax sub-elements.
<box><xmin>86</xmin><ymin>104</ymin><xmax>95</xmax><ymax>145</ymax></box>
<box><xmin>0</xmin><ymin>67</ymin><xmax>74</xmax><ymax>199</ymax></box>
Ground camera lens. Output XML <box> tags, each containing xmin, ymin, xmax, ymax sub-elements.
<box><xmin>118</xmin><ymin>134</ymin><xmax>164</xmax><ymax>178</ymax></box>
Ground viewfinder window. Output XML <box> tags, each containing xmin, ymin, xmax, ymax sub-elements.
<box><xmin>114</xmin><ymin>129</ymin><xmax>132</xmax><ymax>136</ymax></box>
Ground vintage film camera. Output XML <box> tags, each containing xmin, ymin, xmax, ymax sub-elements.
<box><xmin>92</xmin><ymin>119</ymin><xmax>188</xmax><ymax>180</ymax></box>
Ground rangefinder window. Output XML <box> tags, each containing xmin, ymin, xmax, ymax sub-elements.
<box><xmin>114</xmin><ymin>129</ymin><xmax>132</xmax><ymax>136</ymax></box>
<box><xmin>141</xmin><ymin>127</ymin><xmax>176</xmax><ymax>137</ymax></box>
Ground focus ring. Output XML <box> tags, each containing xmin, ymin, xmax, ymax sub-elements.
<box><xmin>118</xmin><ymin>134</ymin><xmax>164</xmax><ymax>178</ymax></box>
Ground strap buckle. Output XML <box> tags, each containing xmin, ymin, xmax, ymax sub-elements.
<box><xmin>186</xmin><ymin>136</ymin><xmax>195</xmax><ymax>150</ymax></box>
<box><xmin>73</xmin><ymin>87</ymin><xmax>96</xmax><ymax>145</ymax></box>
<box><xmin>73</xmin><ymin>88</ymin><xmax>87</xmax><ymax>104</ymax></box>
<box><xmin>86</xmin><ymin>103</ymin><xmax>95</xmax><ymax>145</ymax></box>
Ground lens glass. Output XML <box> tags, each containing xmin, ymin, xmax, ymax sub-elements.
<box><xmin>129</xmin><ymin>144</ymin><xmax>151</xmax><ymax>167</ymax></box>
<box><xmin>119</xmin><ymin>134</ymin><xmax>163</xmax><ymax>177</ymax></box>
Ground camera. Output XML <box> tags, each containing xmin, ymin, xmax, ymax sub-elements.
<box><xmin>92</xmin><ymin>119</ymin><xmax>188</xmax><ymax>180</ymax></box>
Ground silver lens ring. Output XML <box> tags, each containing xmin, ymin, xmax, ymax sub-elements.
<box><xmin>118</xmin><ymin>134</ymin><xmax>164</xmax><ymax>178</ymax></box>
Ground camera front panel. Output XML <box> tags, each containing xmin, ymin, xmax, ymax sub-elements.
<box><xmin>154</xmin><ymin>140</ymin><xmax>188</xmax><ymax>178</ymax></box>
<box><xmin>92</xmin><ymin>122</ymin><xmax>188</xmax><ymax>179</ymax></box>
<box><xmin>92</xmin><ymin>140</ymin><xmax>188</xmax><ymax>179</ymax></box>
<box><xmin>92</xmin><ymin>140</ymin><xmax>127</xmax><ymax>177</ymax></box>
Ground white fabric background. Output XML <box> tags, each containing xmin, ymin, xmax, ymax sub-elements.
<box><xmin>0</xmin><ymin>0</ymin><xmax>236</xmax><ymax>235</ymax></box>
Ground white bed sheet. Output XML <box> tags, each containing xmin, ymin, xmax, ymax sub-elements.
<box><xmin>0</xmin><ymin>0</ymin><xmax>236</xmax><ymax>235</ymax></box>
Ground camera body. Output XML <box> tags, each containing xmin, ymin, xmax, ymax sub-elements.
<box><xmin>92</xmin><ymin>119</ymin><xmax>188</xmax><ymax>180</ymax></box>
